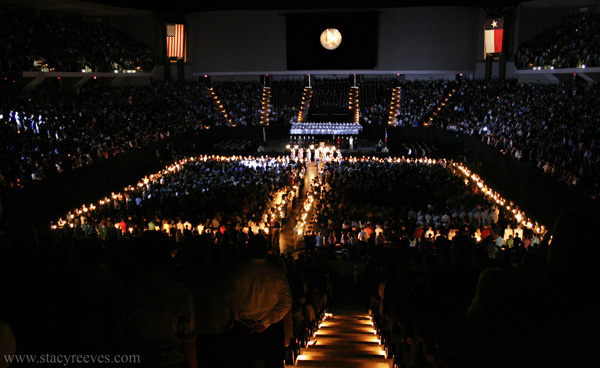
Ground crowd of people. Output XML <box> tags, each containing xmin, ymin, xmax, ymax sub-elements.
<box><xmin>394</xmin><ymin>80</ymin><xmax>451</xmax><ymax>127</ymax></box>
<box><xmin>50</xmin><ymin>156</ymin><xmax>304</xmax><ymax>244</ymax></box>
<box><xmin>273</xmin><ymin>77</ymin><xmax>397</xmax><ymax>138</ymax></box>
<box><xmin>431</xmin><ymin>78</ymin><xmax>600</xmax><ymax>199</ymax></box>
<box><xmin>311</xmin><ymin>78</ymin><xmax>351</xmax><ymax>109</ymax></box>
<box><xmin>179</xmin><ymin>83</ymin><xmax>229</xmax><ymax>128</ymax></box>
<box><xmin>367</xmin><ymin>206</ymin><xmax>599</xmax><ymax>368</ymax></box>
<box><xmin>212</xmin><ymin>81</ymin><xmax>263</xmax><ymax>126</ymax></box>
<box><xmin>0</xmin><ymin>154</ymin><xmax>347</xmax><ymax>368</ymax></box>
<box><xmin>0</xmin><ymin>82</ymin><xmax>227</xmax><ymax>189</ymax></box>
<box><xmin>309</xmin><ymin>158</ymin><xmax>535</xmax><ymax>254</ymax></box>
<box><xmin>359</xmin><ymin>79</ymin><xmax>393</xmax><ymax>127</ymax></box>
<box><xmin>299</xmin><ymin>158</ymin><xmax>596</xmax><ymax>368</ymax></box>
<box><xmin>2</xmin><ymin>4</ymin><xmax>600</xmax><ymax>368</ymax></box>
<box><xmin>1</xmin><ymin>78</ymin><xmax>304</xmax><ymax>190</ymax></box>
<box><xmin>289</xmin><ymin>122</ymin><xmax>362</xmax><ymax>136</ymax></box>
<box><xmin>1</xmin><ymin>186</ymin><xmax>335</xmax><ymax>368</ymax></box>
<box><xmin>2</xmin><ymin>150</ymin><xmax>597</xmax><ymax>368</ymax></box>
<box><xmin>4</xmin><ymin>74</ymin><xmax>600</xmax><ymax>202</ymax></box>
<box><xmin>0</xmin><ymin>4</ymin><xmax>154</xmax><ymax>73</ymax></box>
<box><xmin>515</xmin><ymin>11</ymin><xmax>600</xmax><ymax>70</ymax></box>
<box><xmin>270</xmin><ymin>79</ymin><xmax>305</xmax><ymax>125</ymax></box>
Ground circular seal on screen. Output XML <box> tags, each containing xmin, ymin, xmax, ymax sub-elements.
<box><xmin>320</xmin><ymin>28</ymin><xmax>342</xmax><ymax>50</ymax></box>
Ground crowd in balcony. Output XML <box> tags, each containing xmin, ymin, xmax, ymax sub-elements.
<box><xmin>0</xmin><ymin>5</ymin><xmax>154</xmax><ymax>73</ymax></box>
<box><xmin>0</xmin><ymin>82</ymin><xmax>224</xmax><ymax>189</ymax></box>
<box><xmin>432</xmin><ymin>78</ymin><xmax>600</xmax><ymax>199</ymax></box>
<box><xmin>179</xmin><ymin>83</ymin><xmax>229</xmax><ymax>128</ymax></box>
<box><xmin>359</xmin><ymin>79</ymin><xmax>393</xmax><ymax>127</ymax></box>
<box><xmin>395</xmin><ymin>80</ymin><xmax>451</xmax><ymax>126</ymax></box>
<box><xmin>4</xmin><ymin>74</ymin><xmax>600</xmax><ymax>203</ymax></box>
<box><xmin>515</xmin><ymin>11</ymin><xmax>600</xmax><ymax>70</ymax></box>
<box><xmin>311</xmin><ymin>78</ymin><xmax>350</xmax><ymax>108</ymax></box>
<box><xmin>212</xmin><ymin>81</ymin><xmax>263</xmax><ymax>126</ymax></box>
<box><xmin>270</xmin><ymin>79</ymin><xmax>305</xmax><ymax>125</ymax></box>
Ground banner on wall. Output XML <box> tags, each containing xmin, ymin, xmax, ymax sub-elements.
<box><xmin>484</xmin><ymin>18</ymin><xmax>504</xmax><ymax>54</ymax></box>
<box><xmin>166</xmin><ymin>24</ymin><xmax>185</xmax><ymax>59</ymax></box>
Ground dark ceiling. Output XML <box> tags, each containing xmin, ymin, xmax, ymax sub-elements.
<box><xmin>1</xmin><ymin>0</ymin><xmax>593</xmax><ymax>16</ymax></box>
<box><xmin>84</xmin><ymin>0</ymin><xmax>523</xmax><ymax>13</ymax></box>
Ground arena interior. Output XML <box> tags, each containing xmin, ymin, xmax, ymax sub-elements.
<box><xmin>1</xmin><ymin>0</ymin><xmax>600</xmax><ymax>367</ymax></box>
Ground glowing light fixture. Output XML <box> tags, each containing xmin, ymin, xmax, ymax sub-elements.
<box><xmin>320</xmin><ymin>28</ymin><xmax>342</xmax><ymax>50</ymax></box>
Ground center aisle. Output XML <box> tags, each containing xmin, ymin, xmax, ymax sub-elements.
<box><xmin>276</xmin><ymin>160</ymin><xmax>395</xmax><ymax>367</ymax></box>
<box><xmin>279</xmin><ymin>161</ymin><xmax>319</xmax><ymax>255</ymax></box>
<box><xmin>295</xmin><ymin>310</ymin><xmax>394</xmax><ymax>368</ymax></box>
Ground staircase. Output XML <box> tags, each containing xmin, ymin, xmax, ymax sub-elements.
<box><xmin>349</xmin><ymin>86</ymin><xmax>360</xmax><ymax>124</ymax></box>
<box><xmin>208</xmin><ymin>86</ymin><xmax>233</xmax><ymax>125</ymax></box>
<box><xmin>260</xmin><ymin>86</ymin><xmax>272</xmax><ymax>125</ymax></box>
<box><xmin>297</xmin><ymin>87</ymin><xmax>313</xmax><ymax>123</ymax></box>
<box><xmin>428</xmin><ymin>82</ymin><xmax>457</xmax><ymax>126</ymax></box>
<box><xmin>295</xmin><ymin>311</ymin><xmax>394</xmax><ymax>368</ymax></box>
<box><xmin>387</xmin><ymin>86</ymin><xmax>401</xmax><ymax>125</ymax></box>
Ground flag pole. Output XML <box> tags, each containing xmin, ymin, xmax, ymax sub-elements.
<box><xmin>385</xmin><ymin>128</ymin><xmax>388</xmax><ymax>146</ymax></box>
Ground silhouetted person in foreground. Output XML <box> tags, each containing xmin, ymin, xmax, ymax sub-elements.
<box><xmin>230</xmin><ymin>234</ymin><xmax>292</xmax><ymax>368</ymax></box>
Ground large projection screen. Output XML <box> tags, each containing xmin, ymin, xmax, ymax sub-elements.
<box><xmin>286</xmin><ymin>12</ymin><xmax>379</xmax><ymax>70</ymax></box>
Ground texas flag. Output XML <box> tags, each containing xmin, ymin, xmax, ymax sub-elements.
<box><xmin>484</xmin><ymin>18</ymin><xmax>504</xmax><ymax>54</ymax></box>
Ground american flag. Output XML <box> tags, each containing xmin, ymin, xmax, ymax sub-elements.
<box><xmin>166</xmin><ymin>24</ymin><xmax>184</xmax><ymax>59</ymax></box>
